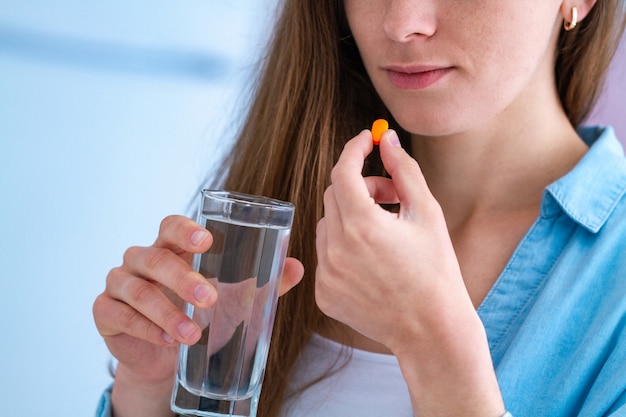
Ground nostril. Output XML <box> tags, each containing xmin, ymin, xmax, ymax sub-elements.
<box><xmin>382</xmin><ymin>9</ymin><xmax>437</xmax><ymax>41</ymax></box>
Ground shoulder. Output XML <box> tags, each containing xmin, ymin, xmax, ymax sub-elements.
<box><xmin>546</xmin><ymin>125</ymin><xmax>626</xmax><ymax>234</ymax></box>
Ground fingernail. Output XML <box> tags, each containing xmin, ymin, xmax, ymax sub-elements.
<box><xmin>191</xmin><ymin>230</ymin><xmax>209</xmax><ymax>245</ymax></box>
<box><xmin>162</xmin><ymin>332</ymin><xmax>175</xmax><ymax>344</ymax></box>
<box><xmin>178</xmin><ymin>321</ymin><xmax>198</xmax><ymax>339</ymax></box>
<box><xmin>387</xmin><ymin>130</ymin><xmax>401</xmax><ymax>147</ymax></box>
<box><xmin>194</xmin><ymin>284</ymin><xmax>214</xmax><ymax>303</ymax></box>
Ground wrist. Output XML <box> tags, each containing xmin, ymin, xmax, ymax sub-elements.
<box><xmin>393</xmin><ymin>304</ymin><xmax>505</xmax><ymax>417</ymax></box>
<box><xmin>111</xmin><ymin>365</ymin><xmax>175</xmax><ymax>417</ymax></box>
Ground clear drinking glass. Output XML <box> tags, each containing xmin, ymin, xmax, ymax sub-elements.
<box><xmin>171</xmin><ymin>190</ymin><xmax>295</xmax><ymax>417</ymax></box>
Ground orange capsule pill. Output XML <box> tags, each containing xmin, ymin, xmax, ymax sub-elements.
<box><xmin>371</xmin><ymin>119</ymin><xmax>389</xmax><ymax>145</ymax></box>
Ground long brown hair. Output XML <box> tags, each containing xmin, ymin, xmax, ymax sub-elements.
<box><xmin>557</xmin><ymin>1</ymin><xmax>626</xmax><ymax>126</ymax></box>
<box><xmin>215</xmin><ymin>1</ymin><xmax>626</xmax><ymax>415</ymax></box>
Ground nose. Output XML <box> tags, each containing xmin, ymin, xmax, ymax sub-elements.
<box><xmin>382</xmin><ymin>0</ymin><xmax>437</xmax><ymax>42</ymax></box>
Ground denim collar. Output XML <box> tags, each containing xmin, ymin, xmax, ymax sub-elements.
<box><xmin>544</xmin><ymin>126</ymin><xmax>626</xmax><ymax>233</ymax></box>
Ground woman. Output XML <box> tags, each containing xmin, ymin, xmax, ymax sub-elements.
<box><xmin>93</xmin><ymin>0</ymin><xmax>626</xmax><ymax>416</ymax></box>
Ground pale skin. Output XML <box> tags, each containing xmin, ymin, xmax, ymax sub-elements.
<box><xmin>94</xmin><ymin>0</ymin><xmax>598</xmax><ymax>416</ymax></box>
<box><xmin>316</xmin><ymin>0</ymin><xmax>594</xmax><ymax>416</ymax></box>
<box><xmin>92</xmin><ymin>219</ymin><xmax>304</xmax><ymax>417</ymax></box>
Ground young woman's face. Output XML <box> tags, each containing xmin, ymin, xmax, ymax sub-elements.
<box><xmin>344</xmin><ymin>0</ymin><xmax>564</xmax><ymax>137</ymax></box>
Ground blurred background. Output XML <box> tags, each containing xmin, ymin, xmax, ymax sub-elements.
<box><xmin>0</xmin><ymin>2</ymin><xmax>624</xmax><ymax>415</ymax></box>
<box><xmin>0</xmin><ymin>1</ymin><xmax>275</xmax><ymax>415</ymax></box>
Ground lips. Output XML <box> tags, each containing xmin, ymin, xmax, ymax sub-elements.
<box><xmin>385</xmin><ymin>65</ymin><xmax>453</xmax><ymax>90</ymax></box>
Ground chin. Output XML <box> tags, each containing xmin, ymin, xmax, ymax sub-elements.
<box><xmin>395</xmin><ymin>115</ymin><xmax>467</xmax><ymax>138</ymax></box>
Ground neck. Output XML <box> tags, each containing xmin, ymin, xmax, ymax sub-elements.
<box><xmin>410</xmin><ymin>90</ymin><xmax>587</xmax><ymax>230</ymax></box>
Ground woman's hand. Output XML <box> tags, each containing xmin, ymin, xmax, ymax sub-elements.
<box><xmin>315</xmin><ymin>129</ymin><xmax>505</xmax><ymax>417</ymax></box>
<box><xmin>93</xmin><ymin>215</ymin><xmax>303</xmax><ymax>417</ymax></box>
<box><xmin>315</xmin><ymin>129</ymin><xmax>465</xmax><ymax>351</ymax></box>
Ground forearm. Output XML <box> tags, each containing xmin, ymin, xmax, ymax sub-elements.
<box><xmin>111</xmin><ymin>364</ymin><xmax>176</xmax><ymax>417</ymax></box>
<box><xmin>394</xmin><ymin>304</ymin><xmax>505</xmax><ymax>417</ymax></box>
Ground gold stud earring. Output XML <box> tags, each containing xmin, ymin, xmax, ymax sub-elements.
<box><xmin>564</xmin><ymin>6</ymin><xmax>578</xmax><ymax>31</ymax></box>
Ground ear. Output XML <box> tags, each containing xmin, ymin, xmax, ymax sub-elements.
<box><xmin>560</xmin><ymin>0</ymin><xmax>598</xmax><ymax>27</ymax></box>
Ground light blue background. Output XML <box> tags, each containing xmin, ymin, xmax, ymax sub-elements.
<box><xmin>0</xmin><ymin>1</ymin><xmax>275</xmax><ymax>415</ymax></box>
<box><xmin>0</xmin><ymin>2</ymin><xmax>624</xmax><ymax>415</ymax></box>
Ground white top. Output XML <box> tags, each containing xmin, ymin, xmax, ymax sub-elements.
<box><xmin>279</xmin><ymin>333</ymin><xmax>413</xmax><ymax>416</ymax></box>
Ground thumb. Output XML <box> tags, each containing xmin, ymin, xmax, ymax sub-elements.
<box><xmin>278</xmin><ymin>257</ymin><xmax>304</xmax><ymax>296</ymax></box>
<box><xmin>378</xmin><ymin>129</ymin><xmax>432</xmax><ymax>221</ymax></box>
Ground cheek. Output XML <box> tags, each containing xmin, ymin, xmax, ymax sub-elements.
<box><xmin>471</xmin><ymin>17</ymin><xmax>560</xmax><ymax>106</ymax></box>
<box><xmin>347</xmin><ymin>1</ymin><xmax>561</xmax><ymax>136</ymax></box>
<box><xmin>344</xmin><ymin>1</ymin><xmax>379</xmax><ymax>46</ymax></box>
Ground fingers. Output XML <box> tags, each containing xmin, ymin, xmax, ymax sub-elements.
<box><xmin>93</xmin><ymin>286</ymin><xmax>200</xmax><ymax>346</ymax></box>
<box><xmin>121</xmin><ymin>245</ymin><xmax>216</xmax><ymax>308</ymax></box>
<box><xmin>140</xmin><ymin>214</ymin><xmax>217</xmax><ymax>312</ymax></box>
<box><xmin>154</xmin><ymin>215</ymin><xmax>213</xmax><ymax>256</ymax></box>
<box><xmin>329</xmin><ymin>130</ymin><xmax>401</xmax><ymax>220</ymax></box>
<box><xmin>94</xmin><ymin>215</ymin><xmax>218</xmax><ymax>347</ymax></box>
<box><xmin>97</xmin><ymin>264</ymin><xmax>204</xmax><ymax>345</ymax></box>
<box><xmin>329</xmin><ymin>128</ymin><xmax>436</xmax><ymax>225</ymax></box>
<box><xmin>278</xmin><ymin>257</ymin><xmax>305</xmax><ymax>296</ymax></box>
<box><xmin>378</xmin><ymin>129</ymin><xmax>433</xmax><ymax>221</ymax></box>
<box><xmin>363</xmin><ymin>176</ymin><xmax>400</xmax><ymax>205</ymax></box>
<box><xmin>330</xmin><ymin>130</ymin><xmax>376</xmax><ymax>217</ymax></box>
<box><xmin>95</xmin><ymin>211</ymin><xmax>306</xmax><ymax>351</ymax></box>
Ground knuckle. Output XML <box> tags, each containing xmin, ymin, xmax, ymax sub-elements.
<box><xmin>121</xmin><ymin>308</ymin><xmax>155</xmax><ymax>342</ymax></box>
<box><xmin>159</xmin><ymin>214</ymin><xmax>181</xmax><ymax>235</ymax></box>
<box><xmin>357</xmin><ymin>220</ymin><xmax>382</xmax><ymax>244</ymax></box>
<box><xmin>316</xmin><ymin>217</ymin><xmax>325</xmax><ymax>234</ymax></box>
<box><xmin>323</xmin><ymin>185</ymin><xmax>334</xmax><ymax>202</ymax></box>
<box><xmin>341</xmin><ymin>221</ymin><xmax>372</xmax><ymax>246</ymax></box>
<box><xmin>93</xmin><ymin>297</ymin><xmax>123</xmax><ymax>338</ymax></box>
<box><xmin>136</xmin><ymin>319</ymin><xmax>156</xmax><ymax>341</ymax></box>
<box><xmin>92</xmin><ymin>295</ymin><xmax>109</xmax><ymax>329</ymax></box>
<box><xmin>399</xmin><ymin>156</ymin><xmax>419</xmax><ymax>170</ymax></box>
<box><xmin>325</xmin><ymin>249</ymin><xmax>344</xmax><ymax>270</ymax></box>
<box><xmin>92</xmin><ymin>293</ymin><xmax>106</xmax><ymax>314</ymax></box>
<box><xmin>122</xmin><ymin>246</ymin><xmax>143</xmax><ymax>265</ymax></box>
<box><xmin>144</xmin><ymin>247</ymin><xmax>171</xmax><ymax>272</ymax></box>
<box><xmin>322</xmin><ymin>188</ymin><xmax>333</xmax><ymax>210</ymax></box>
<box><xmin>165</xmin><ymin>267</ymin><xmax>197</xmax><ymax>302</ymax></box>
<box><xmin>119</xmin><ymin>305</ymin><xmax>142</xmax><ymax>332</ymax></box>
<box><xmin>330</xmin><ymin>165</ymin><xmax>342</xmax><ymax>184</ymax></box>
<box><xmin>177</xmin><ymin>269</ymin><xmax>199</xmax><ymax>290</ymax></box>
<box><xmin>105</xmin><ymin>266</ymin><xmax>125</xmax><ymax>286</ymax></box>
<box><xmin>128</xmin><ymin>280</ymin><xmax>159</xmax><ymax>304</ymax></box>
<box><xmin>161</xmin><ymin>304</ymin><xmax>185</xmax><ymax>327</ymax></box>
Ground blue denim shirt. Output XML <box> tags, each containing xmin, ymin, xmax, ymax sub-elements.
<box><xmin>96</xmin><ymin>126</ymin><xmax>626</xmax><ymax>417</ymax></box>
<box><xmin>479</xmin><ymin>126</ymin><xmax>626</xmax><ymax>416</ymax></box>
